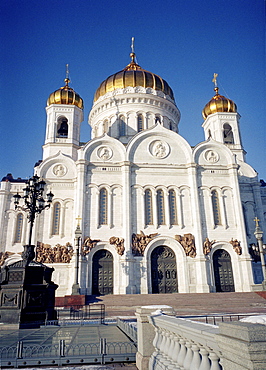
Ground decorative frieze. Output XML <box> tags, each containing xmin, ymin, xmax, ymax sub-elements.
<box><xmin>132</xmin><ymin>231</ymin><xmax>159</xmax><ymax>256</ymax></box>
<box><xmin>36</xmin><ymin>242</ymin><xmax>73</xmax><ymax>263</ymax></box>
<box><xmin>109</xmin><ymin>236</ymin><xmax>125</xmax><ymax>256</ymax></box>
<box><xmin>175</xmin><ymin>233</ymin><xmax>196</xmax><ymax>257</ymax></box>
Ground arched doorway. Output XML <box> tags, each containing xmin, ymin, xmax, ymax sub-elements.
<box><xmin>92</xmin><ymin>250</ymin><xmax>113</xmax><ymax>295</ymax></box>
<box><xmin>213</xmin><ymin>249</ymin><xmax>235</xmax><ymax>292</ymax></box>
<box><xmin>151</xmin><ymin>246</ymin><xmax>178</xmax><ymax>293</ymax></box>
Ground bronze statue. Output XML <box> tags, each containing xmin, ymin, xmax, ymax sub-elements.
<box><xmin>203</xmin><ymin>237</ymin><xmax>215</xmax><ymax>255</ymax></box>
<box><xmin>132</xmin><ymin>231</ymin><xmax>158</xmax><ymax>256</ymax></box>
<box><xmin>82</xmin><ymin>237</ymin><xmax>100</xmax><ymax>255</ymax></box>
<box><xmin>175</xmin><ymin>233</ymin><xmax>196</xmax><ymax>258</ymax></box>
<box><xmin>109</xmin><ymin>236</ymin><xmax>125</xmax><ymax>256</ymax></box>
<box><xmin>36</xmin><ymin>242</ymin><xmax>73</xmax><ymax>263</ymax></box>
<box><xmin>230</xmin><ymin>238</ymin><xmax>242</xmax><ymax>255</ymax></box>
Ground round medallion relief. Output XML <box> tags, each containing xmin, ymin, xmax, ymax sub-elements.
<box><xmin>204</xmin><ymin>150</ymin><xmax>219</xmax><ymax>163</ymax></box>
<box><xmin>149</xmin><ymin>140</ymin><xmax>170</xmax><ymax>159</ymax></box>
<box><xmin>97</xmin><ymin>146</ymin><xmax>113</xmax><ymax>160</ymax></box>
<box><xmin>53</xmin><ymin>164</ymin><xmax>67</xmax><ymax>177</ymax></box>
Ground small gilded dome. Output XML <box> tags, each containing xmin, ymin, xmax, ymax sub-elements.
<box><xmin>202</xmin><ymin>86</ymin><xmax>237</xmax><ymax>119</ymax></box>
<box><xmin>47</xmin><ymin>78</ymin><xmax>83</xmax><ymax>109</ymax></box>
<box><xmin>94</xmin><ymin>52</ymin><xmax>174</xmax><ymax>102</ymax></box>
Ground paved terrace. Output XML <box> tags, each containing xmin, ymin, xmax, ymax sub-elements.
<box><xmin>85</xmin><ymin>292</ymin><xmax>266</xmax><ymax>317</ymax></box>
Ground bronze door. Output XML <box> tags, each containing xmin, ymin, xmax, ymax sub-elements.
<box><xmin>151</xmin><ymin>246</ymin><xmax>178</xmax><ymax>293</ymax></box>
<box><xmin>92</xmin><ymin>250</ymin><xmax>113</xmax><ymax>295</ymax></box>
<box><xmin>213</xmin><ymin>249</ymin><xmax>235</xmax><ymax>292</ymax></box>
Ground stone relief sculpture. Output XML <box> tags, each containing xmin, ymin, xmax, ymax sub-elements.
<box><xmin>109</xmin><ymin>236</ymin><xmax>125</xmax><ymax>256</ymax></box>
<box><xmin>0</xmin><ymin>251</ymin><xmax>12</xmax><ymax>266</ymax></box>
<box><xmin>36</xmin><ymin>242</ymin><xmax>73</xmax><ymax>263</ymax></box>
<box><xmin>132</xmin><ymin>231</ymin><xmax>159</xmax><ymax>256</ymax></box>
<box><xmin>175</xmin><ymin>233</ymin><xmax>196</xmax><ymax>258</ymax></box>
<box><xmin>203</xmin><ymin>237</ymin><xmax>215</xmax><ymax>255</ymax></box>
<box><xmin>82</xmin><ymin>237</ymin><xmax>100</xmax><ymax>255</ymax></box>
<box><xmin>230</xmin><ymin>238</ymin><xmax>242</xmax><ymax>255</ymax></box>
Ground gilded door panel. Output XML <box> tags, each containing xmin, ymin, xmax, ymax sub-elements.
<box><xmin>92</xmin><ymin>250</ymin><xmax>113</xmax><ymax>295</ymax></box>
<box><xmin>213</xmin><ymin>249</ymin><xmax>235</xmax><ymax>292</ymax></box>
<box><xmin>151</xmin><ymin>246</ymin><xmax>178</xmax><ymax>294</ymax></box>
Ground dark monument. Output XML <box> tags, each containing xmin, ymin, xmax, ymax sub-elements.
<box><xmin>0</xmin><ymin>175</ymin><xmax>58</xmax><ymax>328</ymax></box>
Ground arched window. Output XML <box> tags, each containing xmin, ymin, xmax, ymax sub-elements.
<box><xmin>145</xmin><ymin>189</ymin><xmax>153</xmax><ymax>225</ymax></box>
<box><xmin>57</xmin><ymin>117</ymin><xmax>68</xmax><ymax>138</ymax></box>
<box><xmin>211</xmin><ymin>190</ymin><xmax>221</xmax><ymax>225</ymax></box>
<box><xmin>157</xmin><ymin>190</ymin><xmax>165</xmax><ymax>225</ymax></box>
<box><xmin>119</xmin><ymin>115</ymin><xmax>126</xmax><ymax>136</ymax></box>
<box><xmin>223</xmin><ymin>123</ymin><xmax>234</xmax><ymax>144</ymax></box>
<box><xmin>52</xmin><ymin>202</ymin><xmax>61</xmax><ymax>235</ymax></box>
<box><xmin>137</xmin><ymin>114</ymin><xmax>144</xmax><ymax>132</ymax></box>
<box><xmin>99</xmin><ymin>188</ymin><xmax>108</xmax><ymax>225</ymax></box>
<box><xmin>169</xmin><ymin>190</ymin><xmax>178</xmax><ymax>225</ymax></box>
<box><xmin>15</xmin><ymin>213</ymin><xmax>23</xmax><ymax>242</ymax></box>
<box><xmin>155</xmin><ymin>115</ymin><xmax>161</xmax><ymax>124</ymax></box>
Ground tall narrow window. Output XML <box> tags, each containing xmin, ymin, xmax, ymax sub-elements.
<box><xmin>119</xmin><ymin>115</ymin><xmax>126</xmax><ymax>136</ymax></box>
<box><xmin>223</xmin><ymin>123</ymin><xmax>234</xmax><ymax>144</ymax></box>
<box><xmin>99</xmin><ymin>188</ymin><xmax>108</xmax><ymax>225</ymax></box>
<box><xmin>169</xmin><ymin>190</ymin><xmax>178</xmax><ymax>225</ymax></box>
<box><xmin>145</xmin><ymin>189</ymin><xmax>153</xmax><ymax>225</ymax></box>
<box><xmin>157</xmin><ymin>190</ymin><xmax>165</xmax><ymax>225</ymax></box>
<box><xmin>52</xmin><ymin>202</ymin><xmax>61</xmax><ymax>235</ymax></box>
<box><xmin>15</xmin><ymin>213</ymin><xmax>23</xmax><ymax>242</ymax></box>
<box><xmin>137</xmin><ymin>114</ymin><xmax>143</xmax><ymax>132</ymax></box>
<box><xmin>57</xmin><ymin>117</ymin><xmax>68</xmax><ymax>138</ymax></box>
<box><xmin>211</xmin><ymin>190</ymin><xmax>221</xmax><ymax>225</ymax></box>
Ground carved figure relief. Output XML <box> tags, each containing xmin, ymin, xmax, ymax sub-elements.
<box><xmin>175</xmin><ymin>233</ymin><xmax>196</xmax><ymax>258</ymax></box>
<box><xmin>109</xmin><ymin>236</ymin><xmax>125</xmax><ymax>256</ymax></box>
<box><xmin>0</xmin><ymin>251</ymin><xmax>12</xmax><ymax>266</ymax></box>
<box><xmin>97</xmin><ymin>146</ymin><xmax>113</xmax><ymax>160</ymax></box>
<box><xmin>82</xmin><ymin>237</ymin><xmax>100</xmax><ymax>255</ymax></box>
<box><xmin>53</xmin><ymin>164</ymin><xmax>67</xmax><ymax>177</ymax></box>
<box><xmin>203</xmin><ymin>237</ymin><xmax>215</xmax><ymax>255</ymax></box>
<box><xmin>132</xmin><ymin>231</ymin><xmax>159</xmax><ymax>256</ymax></box>
<box><xmin>36</xmin><ymin>242</ymin><xmax>73</xmax><ymax>263</ymax></box>
<box><xmin>230</xmin><ymin>238</ymin><xmax>242</xmax><ymax>255</ymax></box>
<box><xmin>149</xmin><ymin>140</ymin><xmax>169</xmax><ymax>159</ymax></box>
<box><xmin>204</xmin><ymin>150</ymin><xmax>219</xmax><ymax>163</ymax></box>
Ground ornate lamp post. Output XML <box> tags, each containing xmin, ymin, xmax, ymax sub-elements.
<box><xmin>13</xmin><ymin>175</ymin><xmax>54</xmax><ymax>264</ymax></box>
<box><xmin>253</xmin><ymin>217</ymin><xmax>266</xmax><ymax>290</ymax></box>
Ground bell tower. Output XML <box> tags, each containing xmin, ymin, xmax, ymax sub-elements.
<box><xmin>43</xmin><ymin>67</ymin><xmax>84</xmax><ymax>161</ymax></box>
<box><xmin>202</xmin><ymin>74</ymin><xmax>246</xmax><ymax>162</ymax></box>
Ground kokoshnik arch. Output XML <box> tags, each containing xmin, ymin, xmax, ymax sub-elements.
<box><xmin>0</xmin><ymin>48</ymin><xmax>265</xmax><ymax>296</ymax></box>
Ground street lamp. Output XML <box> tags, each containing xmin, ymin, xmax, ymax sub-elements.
<box><xmin>253</xmin><ymin>217</ymin><xmax>266</xmax><ymax>290</ymax></box>
<box><xmin>14</xmin><ymin>175</ymin><xmax>54</xmax><ymax>264</ymax></box>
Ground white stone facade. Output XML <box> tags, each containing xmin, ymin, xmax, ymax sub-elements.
<box><xmin>1</xmin><ymin>61</ymin><xmax>265</xmax><ymax>297</ymax></box>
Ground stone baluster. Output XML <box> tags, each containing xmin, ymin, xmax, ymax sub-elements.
<box><xmin>167</xmin><ymin>333</ymin><xmax>179</xmax><ymax>370</ymax></box>
<box><xmin>209</xmin><ymin>351</ymin><xmax>222</xmax><ymax>370</ymax></box>
<box><xmin>190</xmin><ymin>343</ymin><xmax>201</xmax><ymax>370</ymax></box>
<box><xmin>149</xmin><ymin>327</ymin><xmax>160</xmax><ymax>370</ymax></box>
<box><xmin>161</xmin><ymin>330</ymin><xmax>173</xmax><ymax>368</ymax></box>
<box><xmin>199</xmin><ymin>347</ymin><xmax>211</xmax><ymax>370</ymax></box>
<box><xmin>177</xmin><ymin>338</ymin><xmax>187</xmax><ymax>368</ymax></box>
<box><xmin>171</xmin><ymin>334</ymin><xmax>181</xmax><ymax>364</ymax></box>
<box><xmin>183</xmin><ymin>341</ymin><xmax>193</xmax><ymax>370</ymax></box>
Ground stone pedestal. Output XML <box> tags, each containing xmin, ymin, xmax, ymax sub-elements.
<box><xmin>216</xmin><ymin>321</ymin><xmax>266</xmax><ymax>369</ymax></box>
<box><xmin>135</xmin><ymin>305</ymin><xmax>175</xmax><ymax>370</ymax></box>
<box><xmin>0</xmin><ymin>259</ymin><xmax>58</xmax><ymax>328</ymax></box>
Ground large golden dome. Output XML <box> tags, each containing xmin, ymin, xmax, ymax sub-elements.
<box><xmin>47</xmin><ymin>78</ymin><xmax>83</xmax><ymax>109</ymax></box>
<box><xmin>202</xmin><ymin>86</ymin><xmax>237</xmax><ymax>119</ymax></box>
<box><xmin>94</xmin><ymin>53</ymin><xmax>175</xmax><ymax>102</ymax></box>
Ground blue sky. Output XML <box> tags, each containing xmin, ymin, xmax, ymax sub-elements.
<box><xmin>1</xmin><ymin>0</ymin><xmax>265</xmax><ymax>180</ymax></box>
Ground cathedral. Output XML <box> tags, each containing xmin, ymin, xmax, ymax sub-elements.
<box><xmin>0</xmin><ymin>49</ymin><xmax>265</xmax><ymax>297</ymax></box>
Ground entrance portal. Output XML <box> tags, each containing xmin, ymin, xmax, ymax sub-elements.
<box><xmin>213</xmin><ymin>249</ymin><xmax>235</xmax><ymax>292</ymax></box>
<box><xmin>151</xmin><ymin>246</ymin><xmax>178</xmax><ymax>293</ymax></box>
<box><xmin>92</xmin><ymin>250</ymin><xmax>113</xmax><ymax>295</ymax></box>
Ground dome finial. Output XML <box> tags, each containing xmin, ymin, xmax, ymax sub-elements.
<box><xmin>212</xmin><ymin>73</ymin><xmax>219</xmax><ymax>94</ymax></box>
<box><xmin>131</xmin><ymin>37</ymin><xmax>135</xmax><ymax>54</ymax></box>
<box><xmin>64</xmin><ymin>63</ymin><xmax>70</xmax><ymax>86</ymax></box>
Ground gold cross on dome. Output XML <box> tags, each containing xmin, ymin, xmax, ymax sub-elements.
<box><xmin>76</xmin><ymin>215</ymin><xmax>82</xmax><ymax>228</ymax></box>
<box><xmin>254</xmin><ymin>217</ymin><xmax>260</xmax><ymax>228</ymax></box>
<box><xmin>212</xmin><ymin>73</ymin><xmax>218</xmax><ymax>87</ymax></box>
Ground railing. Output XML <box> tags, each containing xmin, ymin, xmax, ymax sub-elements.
<box><xmin>177</xmin><ymin>313</ymin><xmax>254</xmax><ymax>326</ymax></box>
<box><xmin>0</xmin><ymin>338</ymin><xmax>137</xmax><ymax>368</ymax></box>
<box><xmin>56</xmin><ymin>304</ymin><xmax>105</xmax><ymax>325</ymax></box>
<box><xmin>117</xmin><ymin>318</ymin><xmax>138</xmax><ymax>342</ymax></box>
<box><xmin>149</xmin><ymin>315</ymin><xmax>222</xmax><ymax>370</ymax></box>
